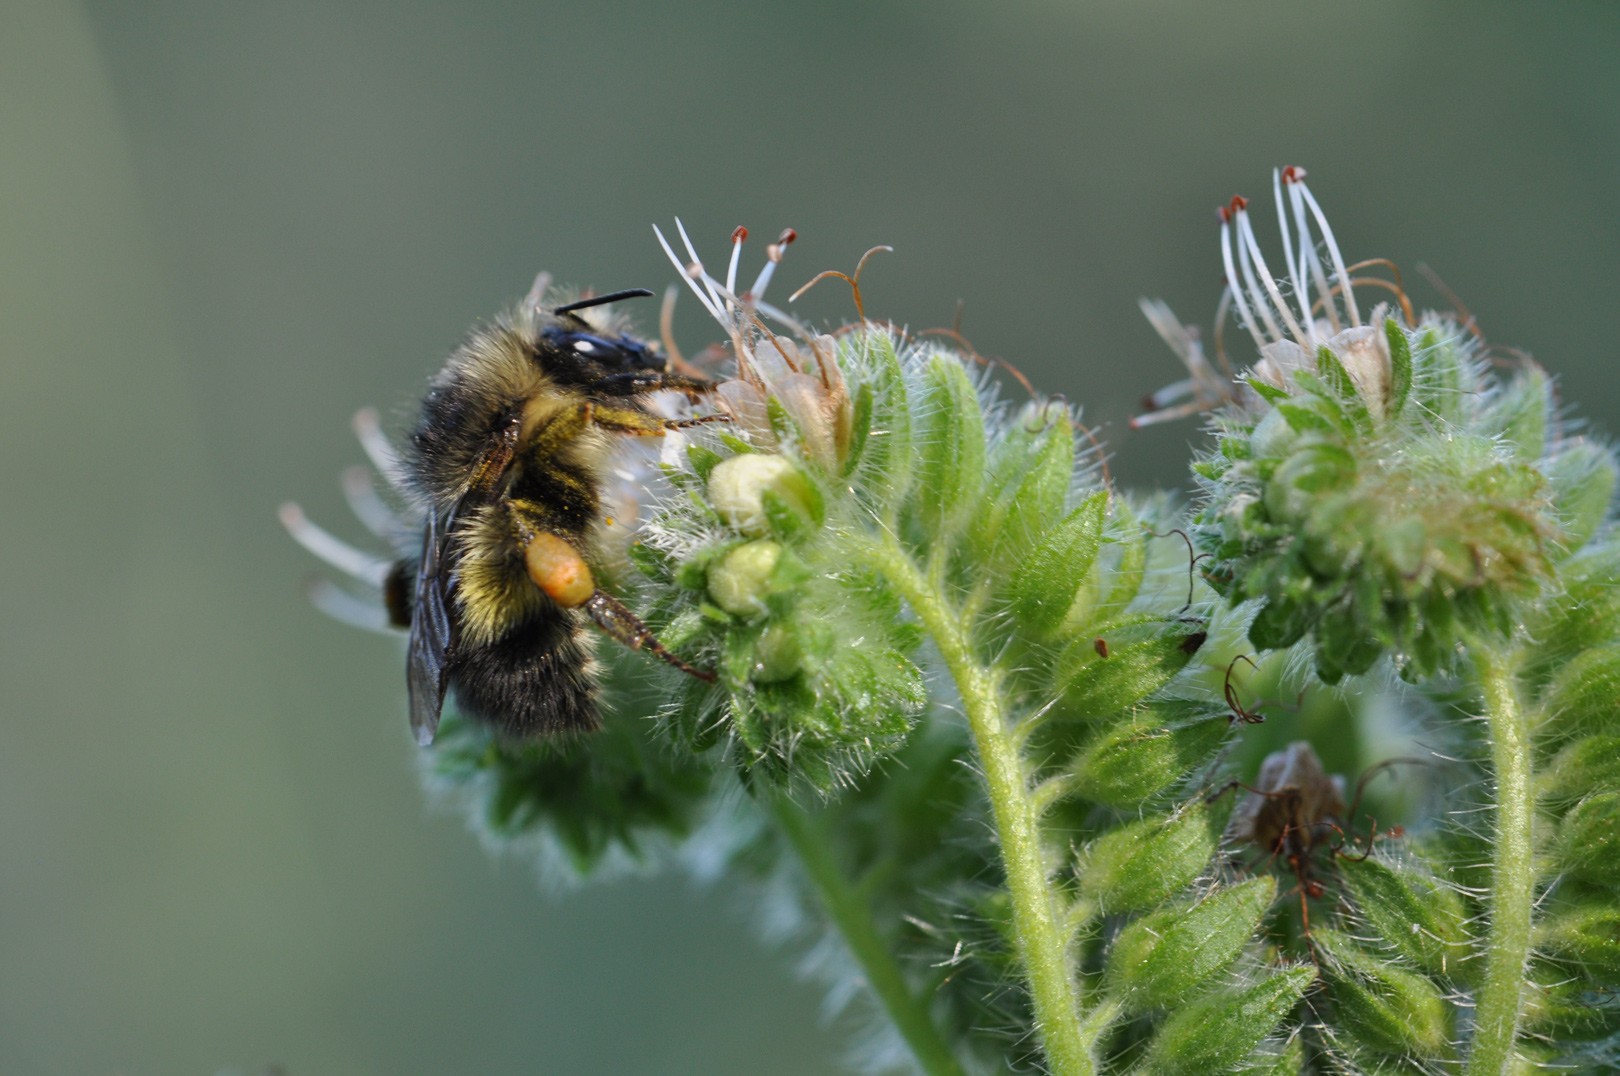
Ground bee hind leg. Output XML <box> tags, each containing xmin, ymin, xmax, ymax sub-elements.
<box><xmin>583</xmin><ymin>590</ymin><xmax>716</xmax><ymax>683</ymax></box>
<box><xmin>522</xmin><ymin>529</ymin><xmax>715</xmax><ymax>683</ymax></box>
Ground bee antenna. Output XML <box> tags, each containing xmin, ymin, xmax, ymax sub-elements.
<box><xmin>552</xmin><ymin>288</ymin><xmax>655</xmax><ymax>316</ymax></box>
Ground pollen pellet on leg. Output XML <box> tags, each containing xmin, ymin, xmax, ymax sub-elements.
<box><xmin>524</xmin><ymin>532</ymin><xmax>595</xmax><ymax>608</ymax></box>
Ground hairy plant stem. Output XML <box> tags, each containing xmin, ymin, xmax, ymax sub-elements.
<box><xmin>860</xmin><ymin>533</ymin><xmax>1091</xmax><ymax>1076</ymax></box>
<box><xmin>766</xmin><ymin>794</ymin><xmax>966</xmax><ymax>1076</ymax></box>
<box><xmin>1467</xmin><ymin>646</ymin><xmax>1533</xmax><ymax>1076</ymax></box>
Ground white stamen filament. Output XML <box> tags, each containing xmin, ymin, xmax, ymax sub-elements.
<box><xmin>674</xmin><ymin>218</ymin><xmax>727</xmax><ymax>316</ymax></box>
<box><xmin>279</xmin><ymin>502</ymin><xmax>393</xmax><ymax>586</ymax></box>
<box><xmin>1287</xmin><ymin>181</ymin><xmax>1342</xmax><ymax>334</ymax></box>
<box><xmin>342</xmin><ymin>465</ymin><xmax>406</xmax><ymax>540</ymax></box>
<box><xmin>1232</xmin><ymin>207</ymin><xmax>1284</xmax><ymax>342</ymax></box>
<box><xmin>352</xmin><ymin>408</ymin><xmax>409</xmax><ymax>492</ymax></box>
<box><xmin>307</xmin><ymin>579</ymin><xmax>394</xmax><ymax>634</ymax></box>
<box><xmin>654</xmin><ymin>224</ymin><xmax>723</xmax><ymax>320</ymax></box>
<box><xmin>725</xmin><ymin>230</ymin><xmax>744</xmax><ymax>302</ymax></box>
<box><xmin>1272</xmin><ymin>170</ymin><xmax>1314</xmax><ymax>344</ymax></box>
<box><xmin>1220</xmin><ymin>215</ymin><xmax>1268</xmax><ymax>350</ymax></box>
<box><xmin>1236</xmin><ymin>204</ymin><xmax>1306</xmax><ymax>344</ymax></box>
<box><xmin>1298</xmin><ymin>181</ymin><xmax>1361</xmax><ymax>327</ymax></box>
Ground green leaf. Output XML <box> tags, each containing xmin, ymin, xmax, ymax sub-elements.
<box><xmin>1245</xmin><ymin>376</ymin><xmax>1292</xmax><ymax>405</ymax></box>
<box><xmin>1385</xmin><ymin>318</ymin><xmax>1412</xmax><ymax>419</ymax></box>
<box><xmin>1546</xmin><ymin>440</ymin><xmax>1618</xmax><ymax>554</ymax></box>
<box><xmin>967</xmin><ymin>400</ymin><xmax>1073</xmax><ymax>567</ymax></box>
<box><xmin>1105</xmin><ymin>876</ymin><xmax>1275</xmax><ymax>1010</ymax></box>
<box><xmin>907</xmin><ymin>354</ymin><xmax>986</xmax><ymax>539</ymax></box>
<box><xmin>1088</xmin><ymin>500</ymin><xmax>1147</xmax><ymax>626</ymax></box>
<box><xmin>1141</xmin><ymin>965</ymin><xmax>1316</xmax><ymax>1075</ymax></box>
<box><xmin>841</xmin><ymin>380</ymin><xmax>873</xmax><ymax>476</ymax></box>
<box><xmin>1340</xmin><ymin>856</ymin><xmax>1469</xmax><ymax>978</ymax></box>
<box><xmin>849</xmin><ymin>333</ymin><xmax>913</xmax><ymax>512</ymax></box>
<box><xmin>1006</xmin><ymin>491</ymin><xmax>1107</xmax><ymax>637</ymax></box>
<box><xmin>1482</xmin><ymin>366</ymin><xmax>1550</xmax><ymax>462</ymax></box>
<box><xmin>1077</xmin><ymin>802</ymin><xmax>1217</xmax><ymax>914</ymax></box>
<box><xmin>1248</xmin><ymin>596</ymin><xmax>1315</xmax><ymax>650</ymax></box>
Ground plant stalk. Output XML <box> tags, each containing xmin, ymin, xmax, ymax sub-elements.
<box><xmin>768</xmin><ymin>794</ymin><xmax>966</xmax><ymax>1076</ymax></box>
<box><xmin>862</xmin><ymin>533</ymin><xmax>1092</xmax><ymax>1076</ymax></box>
<box><xmin>1467</xmin><ymin>646</ymin><xmax>1534</xmax><ymax>1076</ymax></box>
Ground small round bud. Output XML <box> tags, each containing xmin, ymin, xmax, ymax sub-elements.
<box><xmin>750</xmin><ymin>622</ymin><xmax>802</xmax><ymax>683</ymax></box>
<box><xmin>707</xmin><ymin>539</ymin><xmax>783</xmax><ymax>617</ymax></box>
<box><xmin>707</xmin><ymin>454</ymin><xmax>816</xmax><ymax>536</ymax></box>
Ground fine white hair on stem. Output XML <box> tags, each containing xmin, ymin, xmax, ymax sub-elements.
<box><xmin>279</xmin><ymin>502</ymin><xmax>393</xmax><ymax>587</ymax></box>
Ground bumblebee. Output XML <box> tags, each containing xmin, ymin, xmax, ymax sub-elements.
<box><xmin>284</xmin><ymin>279</ymin><xmax>718</xmax><ymax>744</ymax></box>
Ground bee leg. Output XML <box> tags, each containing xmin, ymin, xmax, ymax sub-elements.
<box><xmin>583</xmin><ymin>589</ymin><xmax>717</xmax><ymax>683</ymax></box>
<box><xmin>591</xmin><ymin>372</ymin><xmax>717</xmax><ymax>398</ymax></box>
<box><xmin>584</xmin><ymin>401</ymin><xmax>729</xmax><ymax>436</ymax></box>
<box><xmin>521</xmin><ymin>529</ymin><xmax>715</xmax><ymax>683</ymax></box>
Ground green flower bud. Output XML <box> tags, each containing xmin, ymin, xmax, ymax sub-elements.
<box><xmin>1106</xmin><ymin>876</ymin><xmax>1275</xmax><ymax>1010</ymax></box>
<box><xmin>1339</xmin><ymin>855</ymin><xmax>1469</xmax><ymax>978</ymax></box>
<box><xmin>707</xmin><ymin>453</ymin><xmax>819</xmax><ymax>536</ymax></box>
<box><xmin>1559</xmin><ymin>792</ymin><xmax>1620</xmax><ymax>888</ymax></box>
<box><xmin>1140</xmin><ymin>966</ymin><xmax>1316</xmax><ymax>1076</ymax></box>
<box><xmin>1538</xmin><ymin>906</ymin><xmax>1620</xmax><ymax>982</ymax></box>
<box><xmin>1315</xmin><ymin>929</ymin><xmax>1449</xmax><ymax>1057</ymax></box>
<box><xmin>1078</xmin><ymin>803</ymin><xmax>1218</xmax><ymax>914</ymax></box>
<box><xmin>1541</xmin><ymin>735</ymin><xmax>1620</xmax><ymax>809</ymax></box>
<box><xmin>1065</xmin><ymin>707</ymin><xmax>1228</xmax><ymax>807</ymax></box>
<box><xmin>707</xmin><ymin>539</ymin><xmax>784</xmax><ymax>617</ymax></box>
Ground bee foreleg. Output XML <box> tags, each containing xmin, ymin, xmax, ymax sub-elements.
<box><xmin>583</xmin><ymin>590</ymin><xmax>716</xmax><ymax>683</ymax></box>
<box><xmin>586</xmin><ymin>401</ymin><xmax>729</xmax><ymax>436</ymax></box>
<box><xmin>590</xmin><ymin>372</ymin><xmax>716</xmax><ymax>398</ymax></box>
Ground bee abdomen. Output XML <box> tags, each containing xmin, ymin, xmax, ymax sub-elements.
<box><xmin>445</xmin><ymin>605</ymin><xmax>599</xmax><ymax>736</ymax></box>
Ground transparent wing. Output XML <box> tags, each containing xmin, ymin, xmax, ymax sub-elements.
<box><xmin>407</xmin><ymin>508</ymin><xmax>455</xmax><ymax>745</ymax></box>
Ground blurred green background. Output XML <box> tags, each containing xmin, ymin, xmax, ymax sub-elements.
<box><xmin>4</xmin><ymin>2</ymin><xmax>1617</xmax><ymax>1073</ymax></box>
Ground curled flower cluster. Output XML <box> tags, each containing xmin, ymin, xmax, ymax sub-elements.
<box><xmin>1143</xmin><ymin>168</ymin><xmax>1617</xmax><ymax>680</ymax></box>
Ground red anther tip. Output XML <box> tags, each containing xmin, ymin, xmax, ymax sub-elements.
<box><xmin>1218</xmin><ymin>205</ymin><xmax>1231</xmax><ymax>223</ymax></box>
<box><xmin>1281</xmin><ymin>165</ymin><xmax>1307</xmax><ymax>183</ymax></box>
<box><xmin>1230</xmin><ymin>194</ymin><xmax>1249</xmax><ymax>213</ymax></box>
<box><xmin>778</xmin><ymin>228</ymin><xmax>797</xmax><ymax>245</ymax></box>
<box><xmin>731</xmin><ymin>225</ymin><xmax>748</xmax><ymax>243</ymax></box>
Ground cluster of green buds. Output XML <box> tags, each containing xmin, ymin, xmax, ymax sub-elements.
<box><xmin>1140</xmin><ymin>167</ymin><xmax>1617</xmax><ymax>681</ymax></box>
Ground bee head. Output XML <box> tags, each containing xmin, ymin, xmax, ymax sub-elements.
<box><xmin>543</xmin><ymin>288</ymin><xmax>664</xmax><ymax>373</ymax></box>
